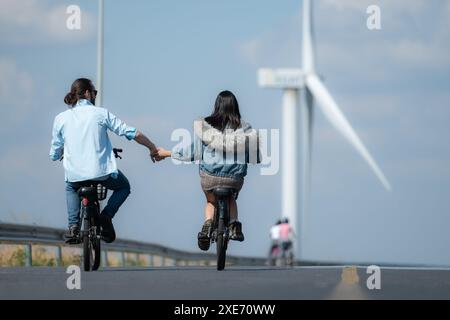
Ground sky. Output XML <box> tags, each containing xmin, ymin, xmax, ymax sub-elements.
<box><xmin>0</xmin><ymin>0</ymin><xmax>450</xmax><ymax>265</ymax></box>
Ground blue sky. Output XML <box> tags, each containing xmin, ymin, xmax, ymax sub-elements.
<box><xmin>1</xmin><ymin>0</ymin><xmax>450</xmax><ymax>265</ymax></box>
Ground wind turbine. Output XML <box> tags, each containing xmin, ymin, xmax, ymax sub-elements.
<box><xmin>96</xmin><ymin>0</ymin><xmax>104</xmax><ymax>107</ymax></box>
<box><xmin>258</xmin><ymin>0</ymin><xmax>391</xmax><ymax>261</ymax></box>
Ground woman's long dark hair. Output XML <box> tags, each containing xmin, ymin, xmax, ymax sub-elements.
<box><xmin>205</xmin><ymin>90</ymin><xmax>241</xmax><ymax>131</ymax></box>
<box><xmin>64</xmin><ymin>78</ymin><xmax>95</xmax><ymax>107</ymax></box>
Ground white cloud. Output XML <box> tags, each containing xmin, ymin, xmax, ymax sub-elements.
<box><xmin>389</xmin><ymin>39</ymin><xmax>450</xmax><ymax>68</ymax></box>
<box><xmin>238</xmin><ymin>1</ymin><xmax>450</xmax><ymax>71</ymax></box>
<box><xmin>0</xmin><ymin>58</ymin><xmax>34</xmax><ymax>123</ymax></box>
<box><xmin>0</xmin><ymin>0</ymin><xmax>96</xmax><ymax>45</ymax></box>
<box><xmin>320</xmin><ymin>0</ymin><xmax>364</xmax><ymax>11</ymax></box>
<box><xmin>239</xmin><ymin>38</ymin><xmax>263</xmax><ymax>67</ymax></box>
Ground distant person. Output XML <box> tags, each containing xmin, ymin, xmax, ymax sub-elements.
<box><xmin>279</xmin><ymin>217</ymin><xmax>295</xmax><ymax>251</ymax></box>
<box><xmin>49</xmin><ymin>78</ymin><xmax>160</xmax><ymax>243</ymax></box>
<box><xmin>268</xmin><ymin>217</ymin><xmax>295</xmax><ymax>265</ymax></box>
<box><xmin>156</xmin><ymin>90</ymin><xmax>261</xmax><ymax>251</ymax></box>
<box><xmin>268</xmin><ymin>219</ymin><xmax>282</xmax><ymax>261</ymax></box>
<box><xmin>280</xmin><ymin>218</ymin><xmax>295</xmax><ymax>255</ymax></box>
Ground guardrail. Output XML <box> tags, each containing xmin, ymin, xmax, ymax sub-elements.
<box><xmin>0</xmin><ymin>223</ymin><xmax>267</xmax><ymax>268</ymax></box>
<box><xmin>1</xmin><ymin>223</ymin><xmax>436</xmax><ymax>269</ymax></box>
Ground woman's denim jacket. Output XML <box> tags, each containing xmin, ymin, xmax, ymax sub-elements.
<box><xmin>172</xmin><ymin>118</ymin><xmax>261</xmax><ymax>179</ymax></box>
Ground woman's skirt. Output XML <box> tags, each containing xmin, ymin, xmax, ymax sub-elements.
<box><xmin>199</xmin><ymin>171</ymin><xmax>244</xmax><ymax>194</ymax></box>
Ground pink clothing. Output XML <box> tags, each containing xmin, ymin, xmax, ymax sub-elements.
<box><xmin>279</xmin><ymin>223</ymin><xmax>291</xmax><ymax>240</ymax></box>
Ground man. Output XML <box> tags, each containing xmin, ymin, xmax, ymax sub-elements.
<box><xmin>268</xmin><ymin>219</ymin><xmax>282</xmax><ymax>264</ymax></box>
<box><xmin>50</xmin><ymin>78</ymin><xmax>159</xmax><ymax>243</ymax></box>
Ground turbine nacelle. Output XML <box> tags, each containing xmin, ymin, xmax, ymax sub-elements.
<box><xmin>258</xmin><ymin>69</ymin><xmax>306</xmax><ymax>89</ymax></box>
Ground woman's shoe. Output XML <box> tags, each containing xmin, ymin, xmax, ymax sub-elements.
<box><xmin>197</xmin><ymin>219</ymin><xmax>212</xmax><ymax>251</ymax></box>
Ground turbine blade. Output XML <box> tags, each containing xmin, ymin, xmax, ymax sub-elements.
<box><xmin>302</xmin><ymin>0</ymin><xmax>315</xmax><ymax>72</ymax></box>
<box><xmin>306</xmin><ymin>74</ymin><xmax>392</xmax><ymax>191</ymax></box>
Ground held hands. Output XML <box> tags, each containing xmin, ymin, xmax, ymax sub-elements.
<box><xmin>149</xmin><ymin>145</ymin><xmax>170</xmax><ymax>162</ymax></box>
<box><xmin>133</xmin><ymin>131</ymin><xmax>165</xmax><ymax>163</ymax></box>
<box><xmin>156</xmin><ymin>147</ymin><xmax>171</xmax><ymax>160</ymax></box>
<box><xmin>149</xmin><ymin>144</ymin><xmax>162</xmax><ymax>163</ymax></box>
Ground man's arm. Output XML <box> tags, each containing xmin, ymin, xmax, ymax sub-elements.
<box><xmin>134</xmin><ymin>130</ymin><xmax>159</xmax><ymax>162</ymax></box>
<box><xmin>102</xmin><ymin>110</ymin><xmax>160</xmax><ymax>162</ymax></box>
<box><xmin>49</xmin><ymin>117</ymin><xmax>64</xmax><ymax>161</ymax></box>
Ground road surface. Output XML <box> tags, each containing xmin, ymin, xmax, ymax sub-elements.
<box><xmin>1</xmin><ymin>266</ymin><xmax>450</xmax><ymax>299</ymax></box>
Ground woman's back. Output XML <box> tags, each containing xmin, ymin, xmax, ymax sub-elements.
<box><xmin>194</xmin><ymin>118</ymin><xmax>259</xmax><ymax>179</ymax></box>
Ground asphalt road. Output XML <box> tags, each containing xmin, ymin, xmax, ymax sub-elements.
<box><xmin>1</xmin><ymin>266</ymin><xmax>450</xmax><ymax>299</ymax></box>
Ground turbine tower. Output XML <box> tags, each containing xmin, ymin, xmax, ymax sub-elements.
<box><xmin>258</xmin><ymin>0</ymin><xmax>391</xmax><ymax>261</ymax></box>
<box><xmin>96</xmin><ymin>0</ymin><xmax>104</xmax><ymax>107</ymax></box>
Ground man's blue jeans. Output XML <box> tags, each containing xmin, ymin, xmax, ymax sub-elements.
<box><xmin>65</xmin><ymin>170</ymin><xmax>131</xmax><ymax>227</ymax></box>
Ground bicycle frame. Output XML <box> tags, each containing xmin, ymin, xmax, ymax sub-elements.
<box><xmin>210</xmin><ymin>189</ymin><xmax>237</xmax><ymax>271</ymax></box>
<box><xmin>269</xmin><ymin>241</ymin><xmax>294</xmax><ymax>267</ymax></box>
<box><xmin>211</xmin><ymin>197</ymin><xmax>230</xmax><ymax>241</ymax></box>
<box><xmin>79</xmin><ymin>184</ymin><xmax>106</xmax><ymax>272</ymax></box>
<box><xmin>80</xmin><ymin>194</ymin><xmax>101</xmax><ymax>240</ymax></box>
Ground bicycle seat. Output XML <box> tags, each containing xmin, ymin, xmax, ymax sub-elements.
<box><xmin>213</xmin><ymin>187</ymin><xmax>236</xmax><ymax>197</ymax></box>
<box><xmin>78</xmin><ymin>186</ymin><xmax>97</xmax><ymax>197</ymax></box>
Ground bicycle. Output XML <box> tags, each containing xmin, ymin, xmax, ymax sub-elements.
<box><xmin>72</xmin><ymin>148</ymin><xmax>123</xmax><ymax>272</ymax></box>
<box><xmin>269</xmin><ymin>240</ymin><xmax>294</xmax><ymax>267</ymax></box>
<box><xmin>209</xmin><ymin>187</ymin><xmax>237</xmax><ymax>271</ymax></box>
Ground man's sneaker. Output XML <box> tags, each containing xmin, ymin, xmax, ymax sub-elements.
<box><xmin>64</xmin><ymin>224</ymin><xmax>80</xmax><ymax>244</ymax></box>
<box><xmin>99</xmin><ymin>214</ymin><xmax>116</xmax><ymax>243</ymax></box>
<box><xmin>229</xmin><ymin>221</ymin><xmax>244</xmax><ymax>242</ymax></box>
<box><xmin>197</xmin><ymin>219</ymin><xmax>212</xmax><ymax>251</ymax></box>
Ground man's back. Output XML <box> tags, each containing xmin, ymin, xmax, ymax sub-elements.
<box><xmin>270</xmin><ymin>224</ymin><xmax>281</xmax><ymax>240</ymax></box>
<box><xmin>50</xmin><ymin>99</ymin><xmax>136</xmax><ymax>182</ymax></box>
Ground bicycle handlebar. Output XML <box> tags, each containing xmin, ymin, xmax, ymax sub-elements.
<box><xmin>113</xmin><ymin>148</ymin><xmax>123</xmax><ymax>159</ymax></box>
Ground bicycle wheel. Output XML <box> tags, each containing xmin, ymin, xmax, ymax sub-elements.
<box><xmin>216</xmin><ymin>216</ymin><xmax>227</xmax><ymax>271</ymax></box>
<box><xmin>83</xmin><ymin>217</ymin><xmax>101</xmax><ymax>272</ymax></box>
<box><xmin>91</xmin><ymin>222</ymin><xmax>101</xmax><ymax>271</ymax></box>
<box><xmin>83</xmin><ymin>217</ymin><xmax>92</xmax><ymax>272</ymax></box>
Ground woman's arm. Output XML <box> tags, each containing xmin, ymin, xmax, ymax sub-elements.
<box><xmin>157</xmin><ymin>147</ymin><xmax>172</xmax><ymax>159</ymax></box>
<box><xmin>158</xmin><ymin>141</ymin><xmax>197</xmax><ymax>162</ymax></box>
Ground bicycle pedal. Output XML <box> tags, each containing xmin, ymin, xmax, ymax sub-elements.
<box><xmin>65</xmin><ymin>238</ymin><xmax>81</xmax><ymax>245</ymax></box>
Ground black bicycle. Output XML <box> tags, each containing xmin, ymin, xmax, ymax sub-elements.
<box><xmin>268</xmin><ymin>241</ymin><xmax>294</xmax><ymax>267</ymax></box>
<box><xmin>209</xmin><ymin>187</ymin><xmax>237</xmax><ymax>271</ymax></box>
<box><xmin>75</xmin><ymin>148</ymin><xmax>123</xmax><ymax>272</ymax></box>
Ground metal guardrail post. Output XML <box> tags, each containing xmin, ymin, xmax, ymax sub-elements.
<box><xmin>101</xmin><ymin>250</ymin><xmax>107</xmax><ymax>267</ymax></box>
<box><xmin>121</xmin><ymin>251</ymin><xmax>126</xmax><ymax>267</ymax></box>
<box><xmin>56</xmin><ymin>246</ymin><xmax>62</xmax><ymax>267</ymax></box>
<box><xmin>24</xmin><ymin>244</ymin><xmax>32</xmax><ymax>267</ymax></box>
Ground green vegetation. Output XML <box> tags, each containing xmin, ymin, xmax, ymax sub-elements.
<box><xmin>0</xmin><ymin>246</ymin><xmax>26</xmax><ymax>267</ymax></box>
<box><xmin>32</xmin><ymin>246</ymin><xmax>57</xmax><ymax>267</ymax></box>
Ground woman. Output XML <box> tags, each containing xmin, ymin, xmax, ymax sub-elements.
<box><xmin>157</xmin><ymin>90</ymin><xmax>260</xmax><ymax>251</ymax></box>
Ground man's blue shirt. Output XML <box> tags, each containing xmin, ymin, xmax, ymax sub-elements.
<box><xmin>49</xmin><ymin>99</ymin><xmax>136</xmax><ymax>182</ymax></box>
